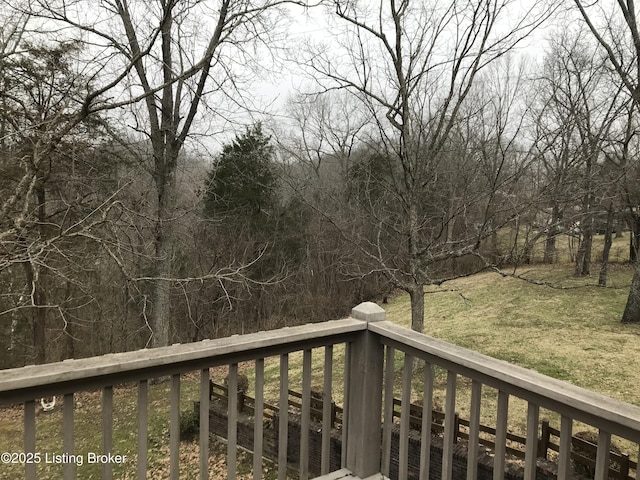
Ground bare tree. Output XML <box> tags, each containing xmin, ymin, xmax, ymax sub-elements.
<box><xmin>0</xmin><ymin>25</ymin><xmax>124</xmax><ymax>365</ymax></box>
<box><xmin>6</xmin><ymin>0</ymin><xmax>308</xmax><ymax>350</ymax></box>
<box><xmin>574</xmin><ymin>0</ymin><xmax>640</xmax><ymax>322</ymax></box>
<box><xmin>532</xmin><ymin>31</ymin><xmax>627</xmax><ymax>273</ymax></box>
<box><xmin>291</xmin><ymin>0</ymin><xmax>553</xmax><ymax>332</ymax></box>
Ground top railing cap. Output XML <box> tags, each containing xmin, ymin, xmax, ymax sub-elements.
<box><xmin>351</xmin><ymin>302</ymin><xmax>386</xmax><ymax>322</ymax></box>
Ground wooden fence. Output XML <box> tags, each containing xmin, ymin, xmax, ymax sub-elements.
<box><xmin>209</xmin><ymin>381</ymin><xmax>343</xmax><ymax>426</ymax></box>
<box><xmin>388</xmin><ymin>396</ymin><xmax>635</xmax><ymax>480</ymax></box>
<box><xmin>210</xmin><ymin>381</ymin><xmax>636</xmax><ymax>479</ymax></box>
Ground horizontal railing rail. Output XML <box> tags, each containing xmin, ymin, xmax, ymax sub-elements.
<box><xmin>0</xmin><ymin>318</ymin><xmax>365</xmax><ymax>407</ymax></box>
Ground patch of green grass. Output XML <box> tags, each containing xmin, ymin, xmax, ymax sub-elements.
<box><xmin>385</xmin><ymin>263</ymin><xmax>640</xmax><ymax>402</ymax></box>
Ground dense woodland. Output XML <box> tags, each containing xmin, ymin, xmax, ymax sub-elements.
<box><xmin>2</xmin><ymin>0</ymin><xmax>640</xmax><ymax>368</ymax></box>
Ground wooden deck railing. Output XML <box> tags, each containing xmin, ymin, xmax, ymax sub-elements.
<box><xmin>369</xmin><ymin>315</ymin><xmax>640</xmax><ymax>480</ymax></box>
<box><xmin>0</xmin><ymin>316</ymin><xmax>366</xmax><ymax>480</ymax></box>
<box><xmin>1</xmin><ymin>302</ymin><xmax>640</xmax><ymax>480</ymax></box>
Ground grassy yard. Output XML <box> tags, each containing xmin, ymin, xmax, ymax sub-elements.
<box><xmin>1</xmin><ymin>234</ymin><xmax>639</xmax><ymax>477</ymax></box>
<box><xmin>385</xmin><ymin>262</ymin><xmax>638</xmax><ymax>445</ymax></box>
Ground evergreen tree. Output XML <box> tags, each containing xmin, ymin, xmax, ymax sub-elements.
<box><xmin>205</xmin><ymin>123</ymin><xmax>277</xmax><ymax>217</ymax></box>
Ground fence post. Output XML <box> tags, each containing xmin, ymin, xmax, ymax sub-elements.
<box><xmin>539</xmin><ymin>419</ymin><xmax>550</xmax><ymax>460</ymax></box>
<box><xmin>331</xmin><ymin>401</ymin><xmax>337</xmax><ymax>428</ymax></box>
<box><xmin>619</xmin><ymin>453</ymin><xmax>630</xmax><ymax>480</ymax></box>
<box><xmin>345</xmin><ymin>302</ymin><xmax>386</xmax><ymax>478</ymax></box>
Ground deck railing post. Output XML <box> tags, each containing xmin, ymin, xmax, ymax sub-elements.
<box><xmin>345</xmin><ymin>302</ymin><xmax>386</xmax><ymax>478</ymax></box>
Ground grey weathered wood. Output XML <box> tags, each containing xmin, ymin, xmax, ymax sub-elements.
<box><xmin>493</xmin><ymin>390</ymin><xmax>509</xmax><ymax>480</ymax></box>
<box><xmin>399</xmin><ymin>353</ymin><xmax>413</xmax><ymax>480</ymax></box>
<box><xmin>24</xmin><ymin>400</ymin><xmax>36</xmax><ymax>480</ymax></box>
<box><xmin>345</xmin><ymin>302</ymin><xmax>385</xmax><ymax>478</ymax></box>
<box><xmin>321</xmin><ymin>345</ymin><xmax>333</xmax><ymax>475</ymax></box>
<box><xmin>253</xmin><ymin>359</ymin><xmax>264</xmax><ymax>480</ymax></box>
<box><xmin>341</xmin><ymin>341</ymin><xmax>350</xmax><ymax>469</ymax></box>
<box><xmin>557</xmin><ymin>415</ymin><xmax>572</xmax><ymax>480</ymax></box>
<box><xmin>370</xmin><ymin>320</ymin><xmax>640</xmax><ymax>441</ymax></box>
<box><xmin>200</xmin><ymin>369</ymin><xmax>210</xmax><ymax>480</ymax></box>
<box><xmin>5</xmin><ymin>304</ymin><xmax>640</xmax><ymax>480</ymax></box>
<box><xmin>594</xmin><ymin>430</ymin><xmax>611</xmax><ymax>480</ymax></box>
<box><xmin>102</xmin><ymin>386</ymin><xmax>113</xmax><ymax>480</ymax></box>
<box><xmin>442</xmin><ymin>371</ymin><xmax>457</xmax><ymax>480</ymax></box>
<box><xmin>300</xmin><ymin>349</ymin><xmax>312</xmax><ymax>480</ymax></box>
<box><xmin>466</xmin><ymin>380</ymin><xmax>482</xmax><ymax>480</ymax></box>
<box><xmin>63</xmin><ymin>393</ymin><xmax>74</xmax><ymax>480</ymax></box>
<box><xmin>278</xmin><ymin>354</ymin><xmax>288</xmax><ymax>480</ymax></box>
<box><xmin>228</xmin><ymin>364</ymin><xmax>238</xmax><ymax>480</ymax></box>
<box><xmin>137</xmin><ymin>379</ymin><xmax>148</xmax><ymax>480</ymax></box>
<box><xmin>351</xmin><ymin>301</ymin><xmax>387</xmax><ymax>322</ymax></box>
<box><xmin>170</xmin><ymin>374</ymin><xmax>180</xmax><ymax>480</ymax></box>
<box><xmin>420</xmin><ymin>361</ymin><xmax>434</xmax><ymax>480</ymax></box>
<box><xmin>0</xmin><ymin>318</ymin><xmax>366</xmax><ymax>407</ymax></box>
<box><xmin>524</xmin><ymin>402</ymin><xmax>539</xmax><ymax>480</ymax></box>
<box><xmin>382</xmin><ymin>345</ymin><xmax>395</xmax><ymax>477</ymax></box>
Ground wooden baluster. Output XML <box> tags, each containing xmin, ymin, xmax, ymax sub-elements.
<box><xmin>524</xmin><ymin>403</ymin><xmax>540</xmax><ymax>480</ymax></box>
<box><xmin>169</xmin><ymin>374</ymin><xmax>181</xmax><ymax>480</ymax></box>
<box><xmin>200</xmin><ymin>369</ymin><xmax>210</xmax><ymax>480</ymax></box>
<box><xmin>103</xmin><ymin>386</ymin><xmax>113</xmax><ymax>480</ymax></box>
<box><xmin>557</xmin><ymin>416</ymin><xmax>573</xmax><ymax>480</ymax></box>
<box><xmin>253</xmin><ymin>359</ymin><xmax>264</xmax><ymax>480</ymax></box>
<box><xmin>63</xmin><ymin>393</ymin><xmax>74</xmax><ymax>480</ymax></box>
<box><xmin>399</xmin><ymin>353</ymin><xmax>413</xmax><ymax>480</ymax></box>
<box><xmin>24</xmin><ymin>400</ymin><xmax>36</xmax><ymax>480</ymax></box>
<box><xmin>382</xmin><ymin>345</ymin><xmax>395</xmax><ymax>477</ymax></box>
<box><xmin>278</xmin><ymin>354</ymin><xmax>288</xmax><ymax>480</ymax></box>
<box><xmin>228</xmin><ymin>364</ymin><xmax>238</xmax><ymax>480</ymax></box>
<box><xmin>300</xmin><ymin>349</ymin><xmax>312</xmax><ymax>480</ymax></box>
<box><xmin>442</xmin><ymin>371</ymin><xmax>457</xmax><ymax>480</ymax></box>
<box><xmin>595</xmin><ymin>430</ymin><xmax>611</xmax><ymax>480</ymax></box>
<box><xmin>321</xmin><ymin>345</ymin><xmax>333</xmax><ymax>475</ymax></box>
<box><xmin>493</xmin><ymin>390</ymin><xmax>509</xmax><ymax>480</ymax></box>
<box><xmin>420</xmin><ymin>362</ymin><xmax>434</xmax><ymax>480</ymax></box>
<box><xmin>341</xmin><ymin>342</ymin><xmax>351</xmax><ymax>469</ymax></box>
<box><xmin>466</xmin><ymin>381</ymin><xmax>482</xmax><ymax>480</ymax></box>
<box><xmin>137</xmin><ymin>380</ymin><xmax>148</xmax><ymax>480</ymax></box>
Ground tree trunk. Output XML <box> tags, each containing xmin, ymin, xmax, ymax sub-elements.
<box><xmin>23</xmin><ymin>183</ymin><xmax>49</xmax><ymax>365</ymax></box>
<box><xmin>575</xmin><ymin>209</ymin><xmax>593</xmax><ymax>276</ymax></box>
<box><xmin>581</xmin><ymin>221</ymin><xmax>593</xmax><ymax>275</ymax></box>
<box><xmin>544</xmin><ymin>232</ymin><xmax>556</xmax><ymax>264</ymax></box>
<box><xmin>622</xmin><ymin>262</ymin><xmax>640</xmax><ymax>323</ymax></box>
<box><xmin>574</xmin><ymin>228</ymin><xmax>592</xmax><ymax>277</ymax></box>
<box><xmin>544</xmin><ymin>206</ymin><xmax>561</xmax><ymax>264</ymax></box>
<box><xmin>150</xmin><ymin>163</ymin><xmax>176</xmax><ymax>349</ymax></box>
<box><xmin>409</xmin><ymin>284</ymin><xmax>425</xmax><ymax>333</ymax></box>
<box><xmin>490</xmin><ymin>230</ymin><xmax>498</xmax><ymax>263</ymax></box>
<box><xmin>630</xmin><ymin>214</ymin><xmax>640</xmax><ymax>263</ymax></box>
<box><xmin>22</xmin><ymin>262</ymin><xmax>47</xmax><ymax>364</ymax></box>
<box><xmin>598</xmin><ymin>206</ymin><xmax>614</xmax><ymax>286</ymax></box>
<box><xmin>615</xmin><ymin>214</ymin><xmax>624</xmax><ymax>238</ymax></box>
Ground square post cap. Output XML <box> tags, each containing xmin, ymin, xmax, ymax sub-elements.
<box><xmin>351</xmin><ymin>302</ymin><xmax>386</xmax><ymax>323</ymax></box>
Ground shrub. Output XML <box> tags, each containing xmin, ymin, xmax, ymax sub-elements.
<box><xmin>180</xmin><ymin>409</ymin><xmax>200</xmax><ymax>442</ymax></box>
<box><xmin>224</xmin><ymin>373</ymin><xmax>249</xmax><ymax>394</ymax></box>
